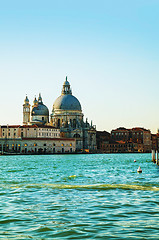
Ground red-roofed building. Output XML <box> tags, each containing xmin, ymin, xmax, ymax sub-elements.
<box><xmin>0</xmin><ymin>125</ymin><xmax>76</xmax><ymax>154</ymax></box>
<box><xmin>98</xmin><ymin>127</ymin><xmax>152</xmax><ymax>153</ymax></box>
<box><xmin>111</xmin><ymin>127</ymin><xmax>130</xmax><ymax>141</ymax></box>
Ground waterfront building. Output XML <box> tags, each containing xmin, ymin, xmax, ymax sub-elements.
<box><xmin>0</xmin><ymin>125</ymin><xmax>60</xmax><ymax>139</ymax></box>
<box><xmin>111</xmin><ymin>127</ymin><xmax>130</xmax><ymax>142</ymax></box>
<box><xmin>96</xmin><ymin>131</ymin><xmax>110</xmax><ymax>152</ymax></box>
<box><xmin>22</xmin><ymin>77</ymin><xmax>97</xmax><ymax>152</ymax></box>
<box><xmin>100</xmin><ymin>139</ymin><xmax>146</xmax><ymax>153</ymax></box>
<box><xmin>100</xmin><ymin>140</ymin><xmax>137</xmax><ymax>153</ymax></box>
<box><xmin>131</xmin><ymin>127</ymin><xmax>152</xmax><ymax>152</ymax></box>
<box><xmin>156</xmin><ymin>133</ymin><xmax>159</xmax><ymax>152</ymax></box>
<box><xmin>50</xmin><ymin>77</ymin><xmax>96</xmax><ymax>152</ymax></box>
<box><xmin>97</xmin><ymin>127</ymin><xmax>152</xmax><ymax>153</ymax></box>
<box><xmin>0</xmin><ymin>125</ymin><xmax>75</xmax><ymax>154</ymax></box>
<box><xmin>151</xmin><ymin>134</ymin><xmax>158</xmax><ymax>150</ymax></box>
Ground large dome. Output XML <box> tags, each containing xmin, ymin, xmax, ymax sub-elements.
<box><xmin>52</xmin><ymin>77</ymin><xmax>82</xmax><ymax>111</ymax></box>
<box><xmin>53</xmin><ymin>94</ymin><xmax>81</xmax><ymax>111</ymax></box>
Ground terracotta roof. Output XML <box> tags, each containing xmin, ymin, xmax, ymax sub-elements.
<box><xmin>112</xmin><ymin>128</ymin><xmax>129</xmax><ymax>132</ymax></box>
<box><xmin>22</xmin><ymin>137</ymin><xmax>75</xmax><ymax>141</ymax></box>
<box><xmin>20</xmin><ymin>125</ymin><xmax>38</xmax><ymax>128</ymax></box>
<box><xmin>1</xmin><ymin>125</ymin><xmax>21</xmax><ymax>128</ymax></box>
<box><xmin>151</xmin><ymin>134</ymin><xmax>157</xmax><ymax>137</ymax></box>
<box><xmin>37</xmin><ymin>125</ymin><xmax>59</xmax><ymax>129</ymax></box>
<box><xmin>116</xmin><ymin>140</ymin><xmax>126</xmax><ymax>144</ymax></box>
<box><xmin>97</xmin><ymin>131</ymin><xmax>110</xmax><ymax>136</ymax></box>
<box><xmin>20</xmin><ymin>125</ymin><xmax>59</xmax><ymax>129</ymax></box>
<box><xmin>131</xmin><ymin>127</ymin><xmax>150</xmax><ymax>132</ymax></box>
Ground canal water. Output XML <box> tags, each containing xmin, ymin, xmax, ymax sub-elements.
<box><xmin>0</xmin><ymin>153</ymin><xmax>159</xmax><ymax>239</ymax></box>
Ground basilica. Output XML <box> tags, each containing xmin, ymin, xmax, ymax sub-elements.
<box><xmin>23</xmin><ymin>77</ymin><xmax>97</xmax><ymax>152</ymax></box>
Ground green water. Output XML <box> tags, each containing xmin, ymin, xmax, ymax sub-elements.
<box><xmin>0</xmin><ymin>153</ymin><xmax>159</xmax><ymax>239</ymax></box>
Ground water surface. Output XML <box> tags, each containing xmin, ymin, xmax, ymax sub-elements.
<box><xmin>0</xmin><ymin>153</ymin><xmax>159</xmax><ymax>239</ymax></box>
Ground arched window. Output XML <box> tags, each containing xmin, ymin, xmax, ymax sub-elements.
<box><xmin>58</xmin><ymin>119</ymin><xmax>60</xmax><ymax>127</ymax></box>
<box><xmin>73</xmin><ymin>133</ymin><xmax>80</xmax><ymax>138</ymax></box>
<box><xmin>73</xmin><ymin>119</ymin><xmax>76</xmax><ymax>128</ymax></box>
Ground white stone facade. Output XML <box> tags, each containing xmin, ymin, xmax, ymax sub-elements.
<box><xmin>0</xmin><ymin>125</ymin><xmax>60</xmax><ymax>139</ymax></box>
<box><xmin>0</xmin><ymin>137</ymin><xmax>75</xmax><ymax>154</ymax></box>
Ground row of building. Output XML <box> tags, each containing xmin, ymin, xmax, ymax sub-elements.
<box><xmin>97</xmin><ymin>127</ymin><xmax>158</xmax><ymax>153</ymax></box>
<box><xmin>0</xmin><ymin>125</ymin><xmax>76</xmax><ymax>154</ymax></box>
<box><xmin>1</xmin><ymin>124</ymin><xmax>157</xmax><ymax>154</ymax></box>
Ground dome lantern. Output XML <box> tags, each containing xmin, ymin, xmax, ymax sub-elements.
<box><xmin>38</xmin><ymin>93</ymin><xmax>43</xmax><ymax>104</ymax></box>
<box><xmin>33</xmin><ymin>96</ymin><xmax>38</xmax><ymax>106</ymax></box>
<box><xmin>24</xmin><ymin>95</ymin><xmax>29</xmax><ymax>104</ymax></box>
<box><xmin>61</xmin><ymin>76</ymin><xmax>72</xmax><ymax>95</ymax></box>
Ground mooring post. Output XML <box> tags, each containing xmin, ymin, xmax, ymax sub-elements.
<box><xmin>152</xmin><ymin>149</ymin><xmax>156</xmax><ymax>162</ymax></box>
<box><xmin>1</xmin><ymin>144</ymin><xmax>3</xmax><ymax>155</ymax></box>
<box><xmin>156</xmin><ymin>150</ymin><xmax>158</xmax><ymax>165</ymax></box>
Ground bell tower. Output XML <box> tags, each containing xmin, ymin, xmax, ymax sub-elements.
<box><xmin>23</xmin><ymin>95</ymin><xmax>30</xmax><ymax>125</ymax></box>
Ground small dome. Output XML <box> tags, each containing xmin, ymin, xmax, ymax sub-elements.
<box><xmin>53</xmin><ymin>94</ymin><xmax>81</xmax><ymax>111</ymax></box>
<box><xmin>31</xmin><ymin>103</ymin><xmax>49</xmax><ymax>116</ymax></box>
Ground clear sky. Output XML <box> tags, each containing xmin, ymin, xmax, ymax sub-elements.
<box><xmin>0</xmin><ymin>0</ymin><xmax>159</xmax><ymax>133</ymax></box>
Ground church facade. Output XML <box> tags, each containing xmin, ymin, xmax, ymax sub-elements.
<box><xmin>23</xmin><ymin>77</ymin><xmax>97</xmax><ymax>152</ymax></box>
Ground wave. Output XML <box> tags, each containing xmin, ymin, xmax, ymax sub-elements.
<box><xmin>2</xmin><ymin>183</ymin><xmax>158</xmax><ymax>191</ymax></box>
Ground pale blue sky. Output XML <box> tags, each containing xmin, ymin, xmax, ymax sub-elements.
<box><xmin>0</xmin><ymin>0</ymin><xmax>159</xmax><ymax>133</ymax></box>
